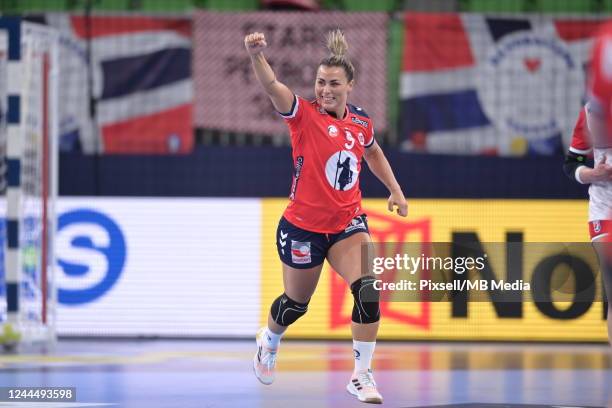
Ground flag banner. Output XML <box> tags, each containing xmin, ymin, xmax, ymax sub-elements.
<box><xmin>194</xmin><ymin>11</ymin><xmax>388</xmax><ymax>135</ymax></box>
<box><xmin>47</xmin><ymin>14</ymin><xmax>193</xmax><ymax>154</ymax></box>
<box><xmin>400</xmin><ymin>13</ymin><xmax>604</xmax><ymax>156</ymax></box>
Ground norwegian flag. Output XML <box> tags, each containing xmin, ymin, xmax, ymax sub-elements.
<box><xmin>46</xmin><ymin>14</ymin><xmax>193</xmax><ymax>154</ymax></box>
<box><xmin>400</xmin><ymin>13</ymin><xmax>604</xmax><ymax>156</ymax></box>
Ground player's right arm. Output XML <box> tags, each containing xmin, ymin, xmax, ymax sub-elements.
<box><xmin>245</xmin><ymin>32</ymin><xmax>295</xmax><ymax>115</ymax></box>
<box><xmin>564</xmin><ymin>105</ymin><xmax>612</xmax><ymax>184</ymax></box>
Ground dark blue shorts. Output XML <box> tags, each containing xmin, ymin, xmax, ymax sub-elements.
<box><xmin>276</xmin><ymin>214</ymin><xmax>370</xmax><ymax>269</ymax></box>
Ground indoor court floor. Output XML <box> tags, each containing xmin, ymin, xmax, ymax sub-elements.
<box><xmin>0</xmin><ymin>339</ymin><xmax>609</xmax><ymax>407</ymax></box>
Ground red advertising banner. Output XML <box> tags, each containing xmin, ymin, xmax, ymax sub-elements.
<box><xmin>194</xmin><ymin>11</ymin><xmax>388</xmax><ymax>135</ymax></box>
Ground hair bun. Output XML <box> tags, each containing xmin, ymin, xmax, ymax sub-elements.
<box><xmin>326</xmin><ymin>29</ymin><xmax>348</xmax><ymax>58</ymax></box>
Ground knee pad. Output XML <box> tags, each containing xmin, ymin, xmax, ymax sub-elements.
<box><xmin>270</xmin><ymin>293</ymin><xmax>309</xmax><ymax>327</ymax></box>
<box><xmin>351</xmin><ymin>276</ymin><xmax>380</xmax><ymax>324</ymax></box>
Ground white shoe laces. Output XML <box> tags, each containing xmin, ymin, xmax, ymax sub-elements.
<box><xmin>261</xmin><ymin>348</ymin><xmax>277</xmax><ymax>369</ymax></box>
<box><xmin>357</xmin><ymin>370</ymin><xmax>376</xmax><ymax>388</ymax></box>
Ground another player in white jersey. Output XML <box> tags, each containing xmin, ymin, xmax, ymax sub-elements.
<box><xmin>564</xmin><ymin>101</ymin><xmax>612</xmax><ymax>345</ymax></box>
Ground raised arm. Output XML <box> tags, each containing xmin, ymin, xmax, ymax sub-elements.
<box><xmin>244</xmin><ymin>32</ymin><xmax>295</xmax><ymax>114</ymax></box>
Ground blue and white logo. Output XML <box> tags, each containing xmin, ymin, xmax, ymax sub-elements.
<box><xmin>476</xmin><ymin>33</ymin><xmax>582</xmax><ymax>154</ymax></box>
<box><xmin>56</xmin><ymin>209</ymin><xmax>126</xmax><ymax>305</ymax></box>
<box><xmin>325</xmin><ymin>150</ymin><xmax>358</xmax><ymax>191</ymax></box>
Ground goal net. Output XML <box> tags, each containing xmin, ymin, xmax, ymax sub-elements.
<box><xmin>0</xmin><ymin>19</ymin><xmax>59</xmax><ymax>348</ymax></box>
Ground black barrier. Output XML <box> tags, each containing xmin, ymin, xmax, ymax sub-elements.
<box><xmin>59</xmin><ymin>146</ymin><xmax>588</xmax><ymax>198</ymax></box>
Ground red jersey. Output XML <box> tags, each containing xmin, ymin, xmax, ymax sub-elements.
<box><xmin>281</xmin><ymin>96</ymin><xmax>375</xmax><ymax>233</ymax></box>
<box><xmin>569</xmin><ymin>105</ymin><xmax>592</xmax><ymax>156</ymax></box>
<box><xmin>589</xmin><ymin>22</ymin><xmax>612</xmax><ymax>147</ymax></box>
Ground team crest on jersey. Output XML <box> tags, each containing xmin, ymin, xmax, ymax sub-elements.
<box><xmin>594</xmin><ymin>220</ymin><xmax>602</xmax><ymax>233</ymax></box>
<box><xmin>325</xmin><ymin>150</ymin><xmax>358</xmax><ymax>191</ymax></box>
<box><xmin>291</xmin><ymin>241</ymin><xmax>311</xmax><ymax>264</ymax></box>
<box><xmin>328</xmin><ymin>125</ymin><xmax>338</xmax><ymax>137</ymax></box>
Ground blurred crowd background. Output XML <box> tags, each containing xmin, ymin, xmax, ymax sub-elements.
<box><xmin>0</xmin><ymin>0</ymin><xmax>603</xmax><ymax>200</ymax></box>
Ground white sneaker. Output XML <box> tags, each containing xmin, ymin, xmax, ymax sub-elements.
<box><xmin>346</xmin><ymin>369</ymin><xmax>383</xmax><ymax>404</ymax></box>
<box><xmin>253</xmin><ymin>327</ymin><xmax>277</xmax><ymax>385</ymax></box>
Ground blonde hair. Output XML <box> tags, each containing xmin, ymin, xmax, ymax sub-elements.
<box><xmin>320</xmin><ymin>29</ymin><xmax>355</xmax><ymax>82</ymax></box>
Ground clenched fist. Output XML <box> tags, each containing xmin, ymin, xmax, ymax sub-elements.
<box><xmin>244</xmin><ymin>32</ymin><xmax>267</xmax><ymax>55</ymax></box>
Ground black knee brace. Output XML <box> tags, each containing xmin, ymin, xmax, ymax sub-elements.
<box><xmin>270</xmin><ymin>293</ymin><xmax>309</xmax><ymax>327</ymax></box>
<box><xmin>351</xmin><ymin>276</ymin><xmax>380</xmax><ymax>324</ymax></box>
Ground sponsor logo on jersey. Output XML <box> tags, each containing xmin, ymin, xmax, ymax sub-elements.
<box><xmin>344</xmin><ymin>216</ymin><xmax>367</xmax><ymax>233</ymax></box>
<box><xmin>291</xmin><ymin>240</ymin><xmax>311</xmax><ymax>264</ymax></box>
<box><xmin>351</xmin><ymin>116</ymin><xmax>368</xmax><ymax>128</ymax></box>
<box><xmin>278</xmin><ymin>230</ymin><xmax>288</xmax><ymax>255</ymax></box>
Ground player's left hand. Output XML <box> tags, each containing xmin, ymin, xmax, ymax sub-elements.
<box><xmin>388</xmin><ymin>190</ymin><xmax>408</xmax><ymax>217</ymax></box>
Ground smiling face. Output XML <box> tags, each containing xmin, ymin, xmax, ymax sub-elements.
<box><xmin>315</xmin><ymin>65</ymin><xmax>354</xmax><ymax>118</ymax></box>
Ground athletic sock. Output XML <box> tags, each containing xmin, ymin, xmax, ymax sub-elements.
<box><xmin>264</xmin><ymin>327</ymin><xmax>283</xmax><ymax>350</ymax></box>
<box><xmin>353</xmin><ymin>340</ymin><xmax>376</xmax><ymax>372</ymax></box>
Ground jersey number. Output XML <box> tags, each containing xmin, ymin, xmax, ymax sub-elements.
<box><xmin>344</xmin><ymin>131</ymin><xmax>355</xmax><ymax>149</ymax></box>
<box><xmin>344</xmin><ymin>130</ymin><xmax>366</xmax><ymax>149</ymax></box>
